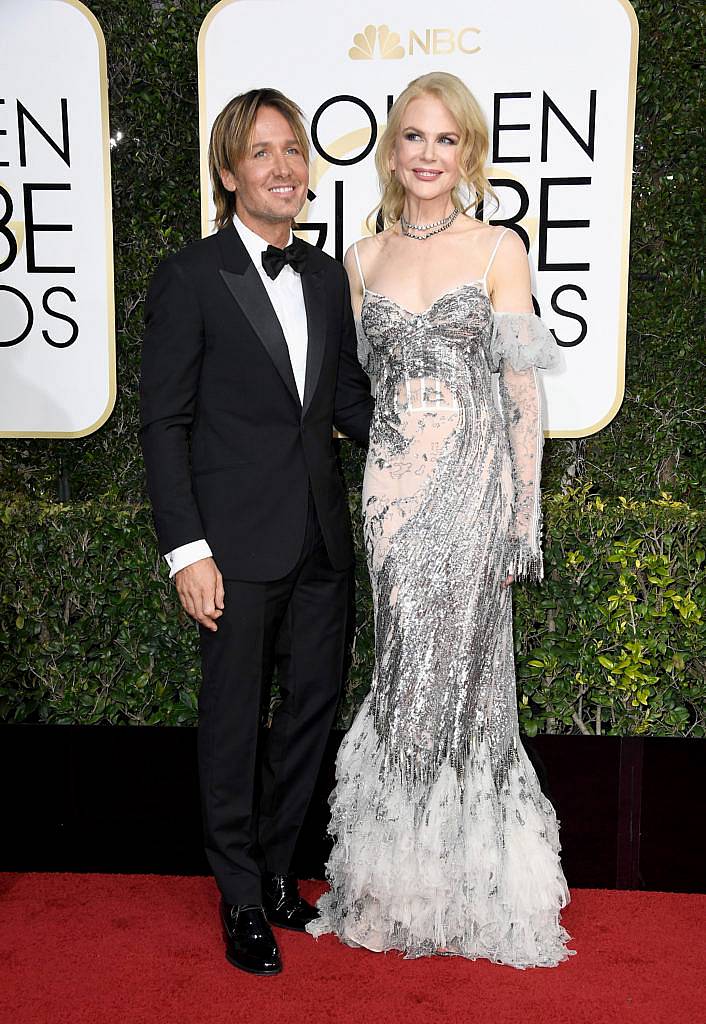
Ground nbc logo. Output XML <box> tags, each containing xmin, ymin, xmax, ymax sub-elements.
<box><xmin>349</xmin><ymin>24</ymin><xmax>405</xmax><ymax>60</ymax></box>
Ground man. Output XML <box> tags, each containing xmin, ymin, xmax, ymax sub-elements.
<box><xmin>140</xmin><ymin>88</ymin><xmax>372</xmax><ymax>975</ymax></box>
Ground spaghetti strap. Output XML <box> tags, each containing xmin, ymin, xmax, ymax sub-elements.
<box><xmin>353</xmin><ymin>242</ymin><xmax>366</xmax><ymax>291</ymax></box>
<box><xmin>482</xmin><ymin>227</ymin><xmax>511</xmax><ymax>283</ymax></box>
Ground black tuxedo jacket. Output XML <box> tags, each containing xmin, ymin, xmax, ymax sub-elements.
<box><xmin>140</xmin><ymin>223</ymin><xmax>373</xmax><ymax>581</ymax></box>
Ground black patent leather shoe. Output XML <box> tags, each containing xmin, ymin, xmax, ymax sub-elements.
<box><xmin>220</xmin><ymin>900</ymin><xmax>282</xmax><ymax>975</ymax></box>
<box><xmin>262</xmin><ymin>872</ymin><xmax>319</xmax><ymax>932</ymax></box>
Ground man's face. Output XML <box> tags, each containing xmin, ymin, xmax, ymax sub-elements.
<box><xmin>220</xmin><ymin>106</ymin><xmax>309</xmax><ymax>231</ymax></box>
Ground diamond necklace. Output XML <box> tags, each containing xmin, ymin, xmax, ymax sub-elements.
<box><xmin>400</xmin><ymin>207</ymin><xmax>459</xmax><ymax>240</ymax></box>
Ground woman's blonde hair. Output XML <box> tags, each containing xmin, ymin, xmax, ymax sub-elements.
<box><xmin>208</xmin><ymin>88</ymin><xmax>310</xmax><ymax>230</ymax></box>
<box><xmin>370</xmin><ymin>72</ymin><xmax>496</xmax><ymax>230</ymax></box>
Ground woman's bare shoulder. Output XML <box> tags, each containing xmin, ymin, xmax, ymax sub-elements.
<box><xmin>345</xmin><ymin>230</ymin><xmax>395</xmax><ymax>278</ymax></box>
<box><xmin>460</xmin><ymin>219</ymin><xmax>527</xmax><ymax>262</ymax></box>
<box><xmin>493</xmin><ymin>225</ymin><xmax>529</xmax><ymax>266</ymax></box>
<box><xmin>455</xmin><ymin>213</ymin><xmax>494</xmax><ymax>236</ymax></box>
<box><xmin>489</xmin><ymin>227</ymin><xmax>532</xmax><ymax>307</ymax></box>
<box><xmin>454</xmin><ymin>216</ymin><xmax>500</xmax><ymax>254</ymax></box>
<box><xmin>354</xmin><ymin>229</ymin><xmax>396</xmax><ymax>255</ymax></box>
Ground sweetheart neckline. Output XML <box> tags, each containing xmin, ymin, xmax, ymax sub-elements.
<box><xmin>362</xmin><ymin>280</ymin><xmax>490</xmax><ymax>318</ymax></box>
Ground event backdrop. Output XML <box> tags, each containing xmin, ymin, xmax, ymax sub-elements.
<box><xmin>199</xmin><ymin>0</ymin><xmax>639</xmax><ymax>437</ymax></box>
<box><xmin>0</xmin><ymin>0</ymin><xmax>115</xmax><ymax>438</ymax></box>
<box><xmin>1</xmin><ymin>0</ymin><xmax>703</xmax><ymax>739</ymax></box>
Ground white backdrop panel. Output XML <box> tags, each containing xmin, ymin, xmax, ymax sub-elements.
<box><xmin>199</xmin><ymin>0</ymin><xmax>638</xmax><ymax>437</ymax></box>
<box><xmin>0</xmin><ymin>0</ymin><xmax>115</xmax><ymax>437</ymax></box>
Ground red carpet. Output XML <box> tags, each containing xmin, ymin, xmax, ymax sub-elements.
<box><xmin>1</xmin><ymin>874</ymin><xmax>704</xmax><ymax>1024</ymax></box>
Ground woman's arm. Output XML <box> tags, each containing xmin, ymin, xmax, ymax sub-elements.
<box><xmin>333</xmin><ymin>263</ymin><xmax>374</xmax><ymax>442</ymax></box>
<box><xmin>343</xmin><ymin>244</ymin><xmax>365</xmax><ymax>320</ymax></box>
<box><xmin>490</xmin><ymin>230</ymin><xmax>559</xmax><ymax>582</ymax></box>
<box><xmin>341</xmin><ymin>240</ymin><xmax>380</xmax><ymax>401</ymax></box>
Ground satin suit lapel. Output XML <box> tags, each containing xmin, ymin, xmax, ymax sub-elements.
<box><xmin>216</xmin><ymin>223</ymin><xmax>328</xmax><ymax>417</ymax></box>
<box><xmin>217</xmin><ymin>223</ymin><xmax>301</xmax><ymax>409</ymax></box>
<box><xmin>301</xmin><ymin>266</ymin><xmax>326</xmax><ymax>416</ymax></box>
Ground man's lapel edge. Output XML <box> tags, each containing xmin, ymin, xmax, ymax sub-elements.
<box><xmin>301</xmin><ymin>268</ymin><xmax>327</xmax><ymax>415</ymax></box>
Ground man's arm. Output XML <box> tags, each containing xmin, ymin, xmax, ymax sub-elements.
<box><xmin>140</xmin><ymin>257</ymin><xmax>223</xmax><ymax>631</ymax></box>
<box><xmin>140</xmin><ymin>256</ymin><xmax>206</xmax><ymax>552</ymax></box>
<box><xmin>332</xmin><ymin>268</ymin><xmax>374</xmax><ymax>443</ymax></box>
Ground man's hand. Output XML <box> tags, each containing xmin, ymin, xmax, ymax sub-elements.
<box><xmin>174</xmin><ymin>557</ymin><xmax>225</xmax><ymax>631</ymax></box>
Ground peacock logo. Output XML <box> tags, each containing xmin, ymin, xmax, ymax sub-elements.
<box><xmin>349</xmin><ymin>24</ymin><xmax>405</xmax><ymax>60</ymax></box>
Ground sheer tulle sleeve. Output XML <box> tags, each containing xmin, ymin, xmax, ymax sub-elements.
<box><xmin>356</xmin><ymin>318</ymin><xmax>380</xmax><ymax>398</ymax></box>
<box><xmin>492</xmin><ymin>312</ymin><xmax>560</xmax><ymax>582</ymax></box>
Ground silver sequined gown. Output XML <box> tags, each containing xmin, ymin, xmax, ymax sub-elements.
<box><xmin>308</xmin><ymin>253</ymin><xmax>574</xmax><ymax>968</ymax></box>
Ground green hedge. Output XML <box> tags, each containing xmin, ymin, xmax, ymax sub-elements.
<box><xmin>1</xmin><ymin>0</ymin><xmax>704</xmax><ymax>733</ymax></box>
<box><xmin>2</xmin><ymin>487</ymin><xmax>703</xmax><ymax>735</ymax></box>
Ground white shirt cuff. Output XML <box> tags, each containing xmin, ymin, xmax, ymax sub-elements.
<box><xmin>164</xmin><ymin>539</ymin><xmax>213</xmax><ymax>578</ymax></box>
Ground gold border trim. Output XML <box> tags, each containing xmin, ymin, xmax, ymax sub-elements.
<box><xmin>0</xmin><ymin>0</ymin><xmax>117</xmax><ymax>439</ymax></box>
<box><xmin>546</xmin><ymin>0</ymin><xmax>639</xmax><ymax>438</ymax></box>
<box><xmin>198</xmin><ymin>0</ymin><xmax>246</xmax><ymax>238</ymax></box>
<box><xmin>197</xmin><ymin>0</ymin><xmax>639</xmax><ymax>439</ymax></box>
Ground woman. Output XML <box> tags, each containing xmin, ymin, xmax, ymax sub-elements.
<box><xmin>308</xmin><ymin>72</ymin><xmax>574</xmax><ymax>968</ymax></box>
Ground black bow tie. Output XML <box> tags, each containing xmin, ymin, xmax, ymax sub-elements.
<box><xmin>261</xmin><ymin>237</ymin><xmax>308</xmax><ymax>280</ymax></box>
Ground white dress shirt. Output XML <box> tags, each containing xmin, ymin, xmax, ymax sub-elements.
<box><xmin>164</xmin><ymin>212</ymin><xmax>309</xmax><ymax>578</ymax></box>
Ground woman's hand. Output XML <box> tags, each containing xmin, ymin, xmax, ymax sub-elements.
<box><xmin>501</xmin><ymin>574</ymin><xmax>515</xmax><ymax>588</ymax></box>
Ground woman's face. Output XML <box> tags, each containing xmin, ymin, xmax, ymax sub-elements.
<box><xmin>391</xmin><ymin>94</ymin><xmax>462</xmax><ymax>206</ymax></box>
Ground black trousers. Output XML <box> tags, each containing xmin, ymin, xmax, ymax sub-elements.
<box><xmin>198</xmin><ymin>496</ymin><xmax>350</xmax><ymax>905</ymax></box>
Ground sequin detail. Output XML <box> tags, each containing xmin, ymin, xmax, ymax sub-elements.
<box><xmin>308</xmin><ymin>286</ymin><xmax>573</xmax><ymax>968</ymax></box>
